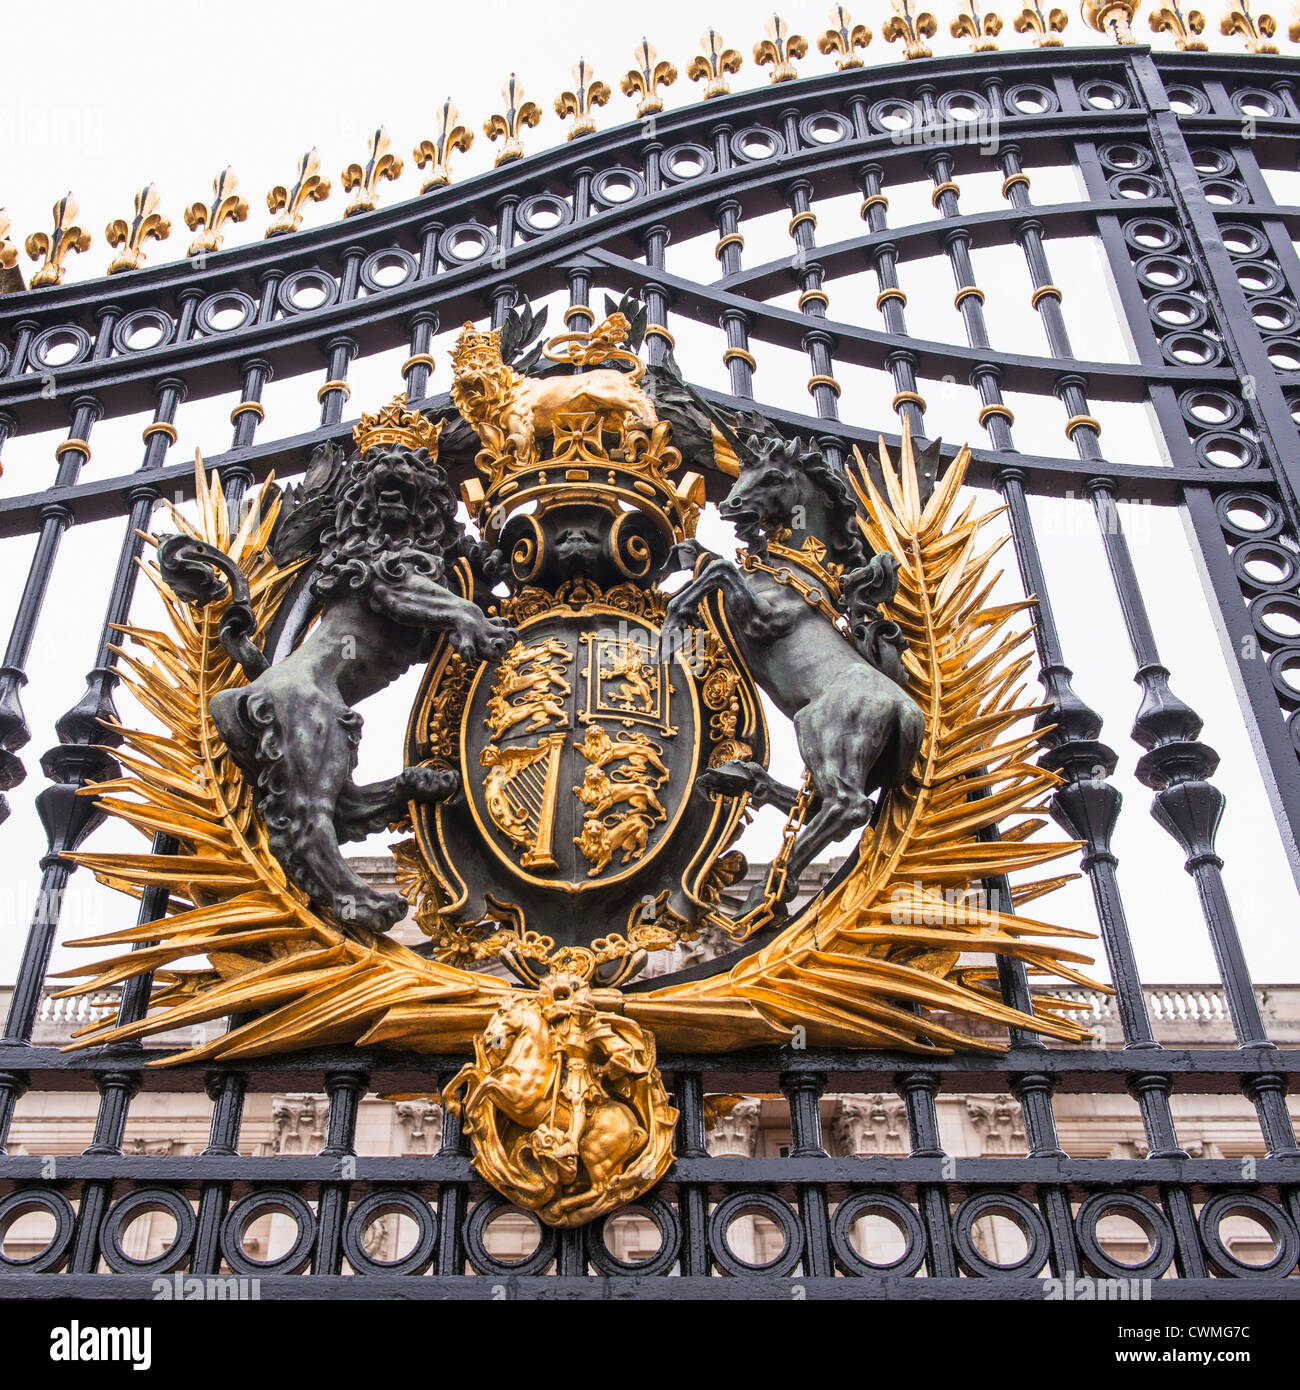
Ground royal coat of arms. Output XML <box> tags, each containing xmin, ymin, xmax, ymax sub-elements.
<box><xmin>56</xmin><ymin>299</ymin><xmax>1102</xmax><ymax>1226</ymax></box>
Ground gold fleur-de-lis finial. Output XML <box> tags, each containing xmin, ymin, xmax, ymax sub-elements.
<box><xmin>342</xmin><ymin>128</ymin><xmax>403</xmax><ymax>217</ymax></box>
<box><xmin>951</xmin><ymin>0</ymin><xmax>1004</xmax><ymax>48</ymax></box>
<box><xmin>1082</xmin><ymin>0</ymin><xmax>1141</xmax><ymax>41</ymax></box>
<box><xmin>818</xmin><ymin>5</ymin><xmax>872</xmax><ymax>66</ymax></box>
<box><xmin>266</xmin><ymin>148</ymin><xmax>331</xmax><ymax>237</ymax></box>
<box><xmin>25</xmin><ymin>194</ymin><xmax>92</xmax><ymax>288</ymax></box>
<box><xmin>687</xmin><ymin>28</ymin><xmax>743</xmax><ymax>98</ymax></box>
<box><xmin>621</xmin><ymin>38</ymin><xmax>677</xmax><ymax>117</ymax></box>
<box><xmin>1220</xmin><ymin>0</ymin><xmax>1279</xmax><ymax>50</ymax></box>
<box><xmin>1288</xmin><ymin>0</ymin><xmax>1298</xmax><ymax>39</ymax></box>
<box><xmin>185</xmin><ymin>168</ymin><xmax>249</xmax><ymax>255</ymax></box>
<box><xmin>882</xmin><ymin>0</ymin><xmax>939</xmax><ymax>57</ymax></box>
<box><xmin>1013</xmin><ymin>0</ymin><xmax>1068</xmax><ymax>44</ymax></box>
<box><xmin>105</xmin><ymin>183</ymin><xmax>171</xmax><ymax>274</ymax></box>
<box><xmin>555</xmin><ymin>58</ymin><xmax>612</xmax><ymax>139</ymax></box>
<box><xmin>414</xmin><ymin>100</ymin><xmax>475</xmax><ymax>191</ymax></box>
<box><xmin>754</xmin><ymin>13</ymin><xmax>809</xmax><ymax>82</ymax></box>
<box><xmin>1149</xmin><ymin>0</ymin><xmax>1207</xmax><ymax>47</ymax></box>
<box><xmin>485</xmin><ymin>75</ymin><xmax>543</xmax><ymax>165</ymax></box>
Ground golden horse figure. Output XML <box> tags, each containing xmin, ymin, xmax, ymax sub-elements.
<box><xmin>445</xmin><ymin>972</ymin><xmax>676</xmax><ymax>1225</ymax></box>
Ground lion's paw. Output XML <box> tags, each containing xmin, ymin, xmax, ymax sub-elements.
<box><xmin>404</xmin><ymin>766</ymin><xmax>459</xmax><ymax>803</ymax></box>
<box><xmin>474</xmin><ymin>618</ymin><xmax>517</xmax><ymax>661</ymax></box>
<box><xmin>336</xmin><ymin>888</ymin><xmax>409</xmax><ymax>934</ymax></box>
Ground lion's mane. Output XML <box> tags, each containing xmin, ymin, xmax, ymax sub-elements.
<box><xmin>313</xmin><ymin>445</ymin><xmax>468</xmax><ymax>604</ymax></box>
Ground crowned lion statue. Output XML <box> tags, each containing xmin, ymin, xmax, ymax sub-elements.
<box><xmin>164</xmin><ymin>414</ymin><xmax>516</xmax><ymax>933</ymax></box>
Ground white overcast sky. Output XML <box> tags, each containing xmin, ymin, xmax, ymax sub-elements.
<box><xmin>2</xmin><ymin>1</ymin><xmax>1299</xmax><ymax>994</ymax></box>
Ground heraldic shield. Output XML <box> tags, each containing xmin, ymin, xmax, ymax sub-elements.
<box><xmin>55</xmin><ymin>297</ymin><xmax>1103</xmax><ymax>1228</ymax></box>
<box><xmin>410</xmin><ymin>601</ymin><xmax>764</xmax><ymax>956</ymax></box>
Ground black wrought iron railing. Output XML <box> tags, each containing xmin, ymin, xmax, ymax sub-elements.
<box><xmin>1</xmin><ymin>38</ymin><xmax>1299</xmax><ymax>1294</ymax></box>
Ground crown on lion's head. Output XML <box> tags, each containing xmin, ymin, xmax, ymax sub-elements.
<box><xmin>450</xmin><ymin>323</ymin><xmax>516</xmax><ymax>396</ymax></box>
<box><xmin>452</xmin><ymin>322</ymin><xmax>502</xmax><ymax>367</ymax></box>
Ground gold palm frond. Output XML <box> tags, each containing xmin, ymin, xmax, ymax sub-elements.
<box><xmin>631</xmin><ymin>427</ymin><xmax>1104</xmax><ymax>1052</ymax></box>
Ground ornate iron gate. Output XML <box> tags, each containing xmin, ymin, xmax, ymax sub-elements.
<box><xmin>2</xmin><ymin>28</ymin><xmax>1300</xmax><ymax>1296</ymax></box>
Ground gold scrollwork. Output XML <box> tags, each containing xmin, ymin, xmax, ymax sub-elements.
<box><xmin>424</xmin><ymin>651</ymin><xmax>472</xmax><ymax>767</ymax></box>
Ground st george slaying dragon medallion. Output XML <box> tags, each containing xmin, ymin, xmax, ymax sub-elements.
<box><xmin>57</xmin><ymin>300</ymin><xmax>1102</xmax><ymax>1228</ymax></box>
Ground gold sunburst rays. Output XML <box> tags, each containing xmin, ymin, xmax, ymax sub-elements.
<box><xmin>56</xmin><ymin>458</ymin><xmax>510</xmax><ymax>1065</ymax></box>
<box><xmin>632</xmin><ymin>423</ymin><xmax>1104</xmax><ymax>1053</ymax></box>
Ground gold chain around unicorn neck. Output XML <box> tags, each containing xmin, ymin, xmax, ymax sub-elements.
<box><xmin>739</xmin><ymin>544</ymin><xmax>853</xmax><ymax>641</ymax></box>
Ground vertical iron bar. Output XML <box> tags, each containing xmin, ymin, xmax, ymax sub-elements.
<box><xmin>191</xmin><ymin>1069</ymin><xmax>247</xmax><ymax>1273</ymax></box>
<box><xmin>313</xmin><ymin>1069</ymin><xmax>366</xmax><ymax>1273</ymax></box>
<box><xmin>780</xmin><ymin>1070</ymin><xmax>832</xmax><ymax>1277</ymax></box>
<box><xmin>896</xmin><ymin>1071</ymin><xmax>957</xmax><ymax>1277</ymax></box>
<box><xmin>855</xmin><ymin>163</ymin><xmax>925</xmax><ymax>437</ymax></box>
<box><xmin>673</xmin><ymin>1070</ymin><xmax>711</xmax><ymax>1276</ymax></box>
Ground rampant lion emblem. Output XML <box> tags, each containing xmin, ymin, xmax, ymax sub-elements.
<box><xmin>160</xmin><ymin>410</ymin><xmax>517</xmax><ymax>933</ymax></box>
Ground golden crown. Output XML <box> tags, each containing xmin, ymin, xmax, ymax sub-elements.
<box><xmin>449</xmin><ymin>319</ymin><xmax>704</xmax><ymax>545</ymax></box>
<box><xmin>352</xmin><ymin>393</ymin><xmax>443</xmax><ymax>456</ymax></box>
